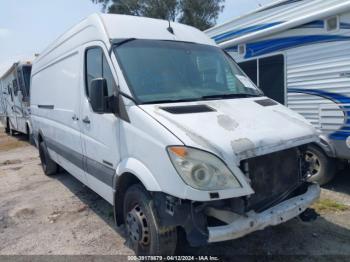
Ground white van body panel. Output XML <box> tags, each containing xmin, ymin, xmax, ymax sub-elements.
<box><xmin>31</xmin><ymin>13</ymin><xmax>252</xmax><ymax>202</ymax></box>
<box><xmin>141</xmin><ymin>98</ymin><xmax>316</xmax><ymax>165</ymax></box>
<box><xmin>31</xmin><ymin>46</ymin><xmax>86</xmax><ymax>185</ymax></box>
<box><xmin>31</xmin><ymin>13</ymin><xmax>320</xmax><ymax>244</ymax></box>
<box><xmin>33</xmin><ymin>14</ymin><xmax>216</xmax><ymax>98</ymax></box>
<box><xmin>31</xmin><ymin>12</ymin><xmax>319</xmax><ymax>201</ymax></box>
<box><xmin>119</xmin><ymin>104</ymin><xmax>255</xmax><ymax>201</ymax></box>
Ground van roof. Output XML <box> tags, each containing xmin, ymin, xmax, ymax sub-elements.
<box><xmin>34</xmin><ymin>13</ymin><xmax>216</xmax><ymax>68</ymax></box>
<box><xmin>100</xmin><ymin>13</ymin><xmax>215</xmax><ymax>44</ymax></box>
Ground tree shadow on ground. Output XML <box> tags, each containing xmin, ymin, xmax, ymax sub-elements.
<box><xmin>324</xmin><ymin>165</ymin><xmax>350</xmax><ymax>195</ymax></box>
<box><xmin>52</xmin><ymin>169</ymin><xmax>127</xmax><ymax>239</ymax></box>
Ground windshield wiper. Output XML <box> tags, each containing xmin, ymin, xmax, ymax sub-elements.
<box><xmin>142</xmin><ymin>98</ymin><xmax>202</xmax><ymax>104</ymax></box>
<box><xmin>111</xmin><ymin>38</ymin><xmax>136</xmax><ymax>48</ymax></box>
<box><xmin>141</xmin><ymin>93</ymin><xmax>261</xmax><ymax>104</ymax></box>
<box><xmin>201</xmin><ymin>93</ymin><xmax>261</xmax><ymax>100</ymax></box>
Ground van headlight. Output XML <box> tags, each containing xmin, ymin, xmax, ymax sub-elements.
<box><xmin>167</xmin><ymin>146</ymin><xmax>241</xmax><ymax>190</ymax></box>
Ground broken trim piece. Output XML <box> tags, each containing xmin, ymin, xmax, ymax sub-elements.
<box><xmin>207</xmin><ymin>183</ymin><xmax>320</xmax><ymax>243</ymax></box>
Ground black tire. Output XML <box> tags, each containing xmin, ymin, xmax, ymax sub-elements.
<box><xmin>9</xmin><ymin>127</ymin><xmax>15</xmax><ymax>136</ymax></box>
<box><xmin>5</xmin><ymin>118</ymin><xmax>10</xmax><ymax>133</ymax></box>
<box><xmin>305</xmin><ymin>144</ymin><xmax>336</xmax><ymax>185</ymax></box>
<box><xmin>123</xmin><ymin>184</ymin><xmax>177</xmax><ymax>256</ymax></box>
<box><xmin>26</xmin><ymin>125</ymin><xmax>30</xmax><ymax>140</ymax></box>
<box><xmin>38</xmin><ymin>141</ymin><xmax>58</xmax><ymax>176</ymax></box>
<box><xmin>26</xmin><ymin>125</ymin><xmax>35</xmax><ymax>145</ymax></box>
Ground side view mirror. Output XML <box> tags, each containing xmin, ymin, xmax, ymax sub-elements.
<box><xmin>90</xmin><ymin>78</ymin><xmax>109</xmax><ymax>113</ymax></box>
<box><xmin>89</xmin><ymin>78</ymin><xmax>130</xmax><ymax>121</ymax></box>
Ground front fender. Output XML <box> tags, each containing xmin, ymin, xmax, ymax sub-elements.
<box><xmin>115</xmin><ymin>157</ymin><xmax>161</xmax><ymax>192</ymax></box>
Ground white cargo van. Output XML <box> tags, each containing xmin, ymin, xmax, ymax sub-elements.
<box><xmin>31</xmin><ymin>13</ymin><xmax>320</xmax><ymax>255</ymax></box>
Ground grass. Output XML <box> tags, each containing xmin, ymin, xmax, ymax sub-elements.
<box><xmin>312</xmin><ymin>198</ymin><xmax>349</xmax><ymax>213</ymax></box>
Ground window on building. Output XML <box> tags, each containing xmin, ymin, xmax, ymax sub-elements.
<box><xmin>259</xmin><ymin>55</ymin><xmax>285</xmax><ymax>104</ymax></box>
<box><xmin>239</xmin><ymin>54</ymin><xmax>285</xmax><ymax>104</ymax></box>
<box><xmin>325</xmin><ymin>16</ymin><xmax>339</xmax><ymax>31</ymax></box>
<box><xmin>239</xmin><ymin>60</ymin><xmax>258</xmax><ymax>85</ymax></box>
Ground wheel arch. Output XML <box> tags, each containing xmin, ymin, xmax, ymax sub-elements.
<box><xmin>25</xmin><ymin>120</ymin><xmax>31</xmax><ymax>134</ymax></box>
<box><xmin>113</xmin><ymin>158</ymin><xmax>161</xmax><ymax>225</ymax></box>
<box><xmin>314</xmin><ymin>135</ymin><xmax>337</xmax><ymax>158</ymax></box>
<box><xmin>36</xmin><ymin>129</ymin><xmax>45</xmax><ymax>147</ymax></box>
<box><xmin>113</xmin><ymin>172</ymin><xmax>144</xmax><ymax>226</ymax></box>
<box><xmin>115</xmin><ymin>158</ymin><xmax>161</xmax><ymax>192</ymax></box>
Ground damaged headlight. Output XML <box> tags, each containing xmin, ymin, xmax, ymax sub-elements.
<box><xmin>167</xmin><ymin>146</ymin><xmax>241</xmax><ymax>190</ymax></box>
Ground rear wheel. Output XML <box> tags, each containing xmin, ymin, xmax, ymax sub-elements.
<box><xmin>123</xmin><ymin>184</ymin><xmax>177</xmax><ymax>256</ymax></box>
<box><xmin>9</xmin><ymin>127</ymin><xmax>15</xmax><ymax>136</ymax></box>
<box><xmin>305</xmin><ymin>145</ymin><xmax>336</xmax><ymax>185</ymax></box>
<box><xmin>5</xmin><ymin>118</ymin><xmax>10</xmax><ymax>133</ymax></box>
<box><xmin>26</xmin><ymin>125</ymin><xmax>35</xmax><ymax>145</ymax></box>
<box><xmin>39</xmin><ymin>141</ymin><xmax>58</xmax><ymax>176</ymax></box>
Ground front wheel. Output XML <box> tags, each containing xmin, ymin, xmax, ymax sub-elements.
<box><xmin>123</xmin><ymin>184</ymin><xmax>177</xmax><ymax>256</ymax></box>
<box><xmin>305</xmin><ymin>145</ymin><xmax>336</xmax><ymax>185</ymax></box>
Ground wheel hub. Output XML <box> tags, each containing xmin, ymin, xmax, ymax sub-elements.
<box><xmin>126</xmin><ymin>204</ymin><xmax>150</xmax><ymax>246</ymax></box>
<box><xmin>305</xmin><ymin>151</ymin><xmax>321</xmax><ymax>176</ymax></box>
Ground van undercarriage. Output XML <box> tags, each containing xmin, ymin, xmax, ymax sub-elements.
<box><xmin>154</xmin><ymin>182</ymin><xmax>319</xmax><ymax>246</ymax></box>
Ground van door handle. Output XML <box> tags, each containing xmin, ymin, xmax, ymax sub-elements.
<box><xmin>82</xmin><ymin>116</ymin><xmax>91</xmax><ymax>124</ymax></box>
<box><xmin>72</xmin><ymin>114</ymin><xmax>79</xmax><ymax>121</ymax></box>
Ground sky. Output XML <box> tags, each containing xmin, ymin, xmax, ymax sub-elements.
<box><xmin>0</xmin><ymin>0</ymin><xmax>275</xmax><ymax>75</ymax></box>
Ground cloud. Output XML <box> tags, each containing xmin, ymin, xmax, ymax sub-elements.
<box><xmin>0</xmin><ymin>28</ymin><xmax>11</xmax><ymax>38</ymax></box>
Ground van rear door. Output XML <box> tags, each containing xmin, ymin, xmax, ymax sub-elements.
<box><xmin>80</xmin><ymin>42</ymin><xmax>121</xmax><ymax>204</ymax></box>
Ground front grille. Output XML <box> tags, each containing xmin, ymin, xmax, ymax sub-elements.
<box><xmin>243</xmin><ymin>147</ymin><xmax>302</xmax><ymax>212</ymax></box>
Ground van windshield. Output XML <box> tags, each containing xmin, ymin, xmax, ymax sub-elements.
<box><xmin>113</xmin><ymin>40</ymin><xmax>262</xmax><ymax>104</ymax></box>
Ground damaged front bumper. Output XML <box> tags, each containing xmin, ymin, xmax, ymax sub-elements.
<box><xmin>206</xmin><ymin>183</ymin><xmax>320</xmax><ymax>243</ymax></box>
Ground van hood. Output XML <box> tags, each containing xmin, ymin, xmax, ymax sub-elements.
<box><xmin>140</xmin><ymin>97</ymin><xmax>318</xmax><ymax>165</ymax></box>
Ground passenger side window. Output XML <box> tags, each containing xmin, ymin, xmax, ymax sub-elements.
<box><xmin>85</xmin><ymin>47</ymin><xmax>116</xmax><ymax>97</ymax></box>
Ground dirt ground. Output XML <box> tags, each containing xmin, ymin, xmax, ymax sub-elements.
<box><xmin>0</xmin><ymin>128</ymin><xmax>350</xmax><ymax>260</ymax></box>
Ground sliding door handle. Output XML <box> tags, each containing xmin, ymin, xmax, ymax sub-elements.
<box><xmin>82</xmin><ymin>116</ymin><xmax>91</xmax><ymax>124</ymax></box>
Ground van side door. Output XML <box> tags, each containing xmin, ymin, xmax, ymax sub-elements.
<box><xmin>80</xmin><ymin>43</ymin><xmax>120</xmax><ymax>204</ymax></box>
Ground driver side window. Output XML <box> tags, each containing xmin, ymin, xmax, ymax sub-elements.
<box><xmin>85</xmin><ymin>47</ymin><xmax>116</xmax><ymax>98</ymax></box>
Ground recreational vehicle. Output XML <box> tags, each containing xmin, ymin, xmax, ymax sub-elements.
<box><xmin>206</xmin><ymin>0</ymin><xmax>350</xmax><ymax>185</ymax></box>
<box><xmin>31</xmin><ymin>13</ymin><xmax>320</xmax><ymax>255</ymax></box>
<box><xmin>0</xmin><ymin>61</ymin><xmax>32</xmax><ymax>137</ymax></box>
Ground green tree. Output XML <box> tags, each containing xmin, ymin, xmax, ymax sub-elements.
<box><xmin>179</xmin><ymin>0</ymin><xmax>224</xmax><ymax>31</ymax></box>
<box><xmin>91</xmin><ymin>0</ymin><xmax>224</xmax><ymax>30</ymax></box>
